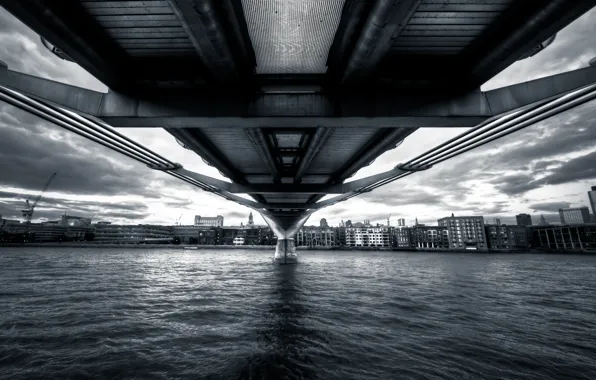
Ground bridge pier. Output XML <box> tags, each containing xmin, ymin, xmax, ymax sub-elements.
<box><xmin>261</xmin><ymin>213</ymin><xmax>311</xmax><ymax>264</ymax></box>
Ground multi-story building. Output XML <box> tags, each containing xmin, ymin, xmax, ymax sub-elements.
<box><xmin>438</xmin><ymin>215</ymin><xmax>488</xmax><ymax>251</ymax></box>
<box><xmin>345</xmin><ymin>226</ymin><xmax>392</xmax><ymax>247</ymax></box>
<box><xmin>588</xmin><ymin>186</ymin><xmax>596</xmax><ymax>220</ymax></box>
<box><xmin>410</xmin><ymin>226</ymin><xmax>449</xmax><ymax>250</ymax></box>
<box><xmin>516</xmin><ymin>213</ymin><xmax>533</xmax><ymax>226</ymax></box>
<box><xmin>485</xmin><ymin>225</ymin><xmax>530</xmax><ymax>250</ymax></box>
<box><xmin>172</xmin><ymin>225</ymin><xmax>200</xmax><ymax>244</ymax></box>
<box><xmin>94</xmin><ymin>224</ymin><xmax>173</xmax><ymax>243</ymax></box>
<box><xmin>559</xmin><ymin>207</ymin><xmax>591</xmax><ymax>224</ymax></box>
<box><xmin>393</xmin><ymin>227</ymin><xmax>412</xmax><ymax>248</ymax></box>
<box><xmin>397</xmin><ymin>218</ymin><xmax>406</xmax><ymax>226</ymax></box>
<box><xmin>194</xmin><ymin>215</ymin><xmax>224</xmax><ymax>227</ymax></box>
<box><xmin>335</xmin><ymin>227</ymin><xmax>347</xmax><ymax>246</ymax></box>
<box><xmin>320</xmin><ymin>218</ymin><xmax>328</xmax><ymax>228</ymax></box>
<box><xmin>296</xmin><ymin>226</ymin><xmax>336</xmax><ymax>247</ymax></box>
<box><xmin>531</xmin><ymin>224</ymin><xmax>596</xmax><ymax>252</ymax></box>
<box><xmin>61</xmin><ymin>215</ymin><xmax>92</xmax><ymax>227</ymax></box>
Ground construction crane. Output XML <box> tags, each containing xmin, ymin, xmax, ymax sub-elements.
<box><xmin>22</xmin><ymin>172</ymin><xmax>57</xmax><ymax>224</ymax></box>
<box><xmin>177</xmin><ymin>214</ymin><xmax>182</xmax><ymax>226</ymax></box>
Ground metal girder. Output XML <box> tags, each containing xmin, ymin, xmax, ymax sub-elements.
<box><xmin>4</xmin><ymin>64</ymin><xmax>596</xmax><ymax>127</ymax></box>
<box><xmin>336</xmin><ymin>0</ymin><xmax>423</xmax><ymax>84</ymax></box>
<box><xmin>293</xmin><ymin>127</ymin><xmax>335</xmax><ymax>183</ymax></box>
<box><xmin>462</xmin><ymin>0</ymin><xmax>596</xmax><ymax>89</ymax></box>
<box><xmin>165</xmin><ymin>0</ymin><xmax>255</xmax><ymax>81</ymax></box>
<box><xmin>244</xmin><ymin>128</ymin><xmax>281</xmax><ymax>182</ymax></box>
<box><xmin>166</xmin><ymin>128</ymin><xmax>247</xmax><ymax>183</ymax></box>
<box><xmin>0</xmin><ymin>0</ymin><xmax>132</xmax><ymax>91</ymax></box>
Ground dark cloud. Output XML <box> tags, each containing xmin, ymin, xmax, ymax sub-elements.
<box><xmin>540</xmin><ymin>151</ymin><xmax>596</xmax><ymax>186</ymax></box>
<box><xmin>529</xmin><ymin>202</ymin><xmax>571</xmax><ymax>213</ymax></box>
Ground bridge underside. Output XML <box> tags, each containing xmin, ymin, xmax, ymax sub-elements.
<box><xmin>1</xmin><ymin>0</ymin><xmax>596</xmax><ymax>258</ymax></box>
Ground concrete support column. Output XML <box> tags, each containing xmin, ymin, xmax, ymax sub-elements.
<box><xmin>261</xmin><ymin>213</ymin><xmax>311</xmax><ymax>264</ymax></box>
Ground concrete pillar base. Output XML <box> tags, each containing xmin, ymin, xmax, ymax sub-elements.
<box><xmin>273</xmin><ymin>238</ymin><xmax>298</xmax><ymax>264</ymax></box>
<box><xmin>261</xmin><ymin>213</ymin><xmax>311</xmax><ymax>264</ymax></box>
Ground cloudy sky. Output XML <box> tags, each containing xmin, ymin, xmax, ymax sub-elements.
<box><xmin>0</xmin><ymin>6</ymin><xmax>595</xmax><ymax>227</ymax></box>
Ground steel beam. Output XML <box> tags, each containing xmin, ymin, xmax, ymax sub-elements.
<box><xmin>0</xmin><ymin>0</ymin><xmax>132</xmax><ymax>91</ymax></box>
<box><xmin>462</xmin><ymin>0</ymin><xmax>596</xmax><ymax>89</ymax></box>
<box><xmin>293</xmin><ymin>128</ymin><xmax>335</xmax><ymax>183</ymax></box>
<box><xmin>2</xmin><ymin>64</ymin><xmax>596</xmax><ymax>125</ymax></box>
<box><xmin>339</xmin><ymin>0</ymin><xmax>423</xmax><ymax>84</ymax></box>
<box><xmin>244</xmin><ymin>128</ymin><xmax>281</xmax><ymax>182</ymax></box>
<box><xmin>166</xmin><ymin>0</ymin><xmax>254</xmax><ymax>81</ymax></box>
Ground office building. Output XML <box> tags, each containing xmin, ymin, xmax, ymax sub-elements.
<box><xmin>194</xmin><ymin>215</ymin><xmax>224</xmax><ymax>227</ymax></box>
<box><xmin>398</xmin><ymin>218</ymin><xmax>405</xmax><ymax>226</ymax></box>
<box><xmin>438</xmin><ymin>215</ymin><xmax>488</xmax><ymax>251</ymax></box>
<box><xmin>320</xmin><ymin>218</ymin><xmax>328</xmax><ymax>228</ymax></box>
<box><xmin>516</xmin><ymin>213</ymin><xmax>533</xmax><ymax>226</ymax></box>
<box><xmin>559</xmin><ymin>207</ymin><xmax>590</xmax><ymax>224</ymax></box>
<box><xmin>588</xmin><ymin>186</ymin><xmax>596</xmax><ymax>219</ymax></box>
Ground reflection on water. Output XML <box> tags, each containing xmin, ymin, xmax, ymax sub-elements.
<box><xmin>235</xmin><ymin>265</ymin><xmax>321</xmax><ymax>380</ymax></box>
<box><xmin>1</xmin><ymin>249</ymin><xmax>596</xmax><ymax>380</ymax></box>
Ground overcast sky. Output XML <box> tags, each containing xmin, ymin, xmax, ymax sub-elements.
<box><xmin>0</xmin><ymin>6</ymin><xmax>595</xmax><ymax>227</ymax></box>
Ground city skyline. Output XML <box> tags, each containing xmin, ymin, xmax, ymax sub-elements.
<box><xmin>1</xmin><ymin>6</ymin><xmax>596</xmax><ymax>227</ymax></box>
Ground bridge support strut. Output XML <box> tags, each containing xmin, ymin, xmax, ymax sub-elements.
<box><xmin>261</xmin><ymin>213</ymin><xmax>312</xmax><ymax>264</ymax></box>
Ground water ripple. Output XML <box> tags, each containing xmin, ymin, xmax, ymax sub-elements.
<box><xmin>1</xmin><ymin>248</ymin><xmax>596</xmax><ymax>379</ymax></box>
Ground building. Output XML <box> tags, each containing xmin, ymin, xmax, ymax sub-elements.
<box><xmin>194</xmin><ymin>215</ymin><xmax>224</xmax><ymax>227</ymax></box>
<box><xmin>516</xmin><ymin>213</ymin><xmax>533</xmax><ymax>226</ymax></box>
<box><xmin>94</xmin><ymin>224</ymin><xmax>173</xmax><ymax>244</ymax></box>
<box><xmin>247</xmin><ymin>212</ymin><xmax>254</xmax><ymax>228</ymax></box>
<box><xmin>485</xmin><ymin>225</ymin><xmax>530</xmax><ymax>250</ymax></box>
<box><xmin>61</xmin><ymin>215</ymin><xmax>92</xmax><ymax>227</ymax></box>
<box><xmin>531</xmin><ymin>224</ymin><xmax>596</xmax><ymax>252</ymax></box>
<box><xmin>539</xmin><ymin>214</ymin><xmax>549</xmax><ymax>226</ymax></box>
<box><xmin>397</xmin><ymin>218</ymin><xmax>405</xmax><ymax>226</ymax></box>
<box><xmin>588</xmin><ymin>186</ymin><xmax>596</xmax><ymax>219</ymax></box>
<box><xmin>559</xmin><ymin>207</ymin><xmax>591</xmax><ymax>224</ymax></box>
<box><xmin>320</xmin><ymin>218</ymin><xmax>328</xmax><ymax>228</ymax></box>
<box><xmin>345</xmin><ymin>226</ymin><xmax>392</xmax><ymax>247</ymax></box>
<box><xmin>410</xmin><ymin>226</ymin><xmax>450</xmax><ymax>250</ymax></box>
<box><xmin>393</xmin><ymin>227</ymin><xmax>412</xmax><ymax>248</ymax></box>
<box><xmin>438</xmin><ymin>215</ymin><xmax>488</xmax><ymax>251</ymax></box>
<box><xmin>296</xmin><ymin>226</ymin><xmax>336</xmax><ymax>247</ymax></box>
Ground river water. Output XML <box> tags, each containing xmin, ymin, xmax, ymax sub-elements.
<box><xmin>0</xmin><ymin>248</ymin><xmax>595</xmax><ymax>380</ymax></box>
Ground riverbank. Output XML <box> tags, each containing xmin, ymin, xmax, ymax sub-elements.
<box><xmin>1</xmin><ymin>242</ymin><xmax>595</xmax><ymax>254</ymax></box>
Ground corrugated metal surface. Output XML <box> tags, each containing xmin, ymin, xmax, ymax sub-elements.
<box><xmin>81</xmin><ymin>1</ymin><xmax>196</xmax><ymax>57</ymax></box>
<box><xmin>199</xmin><ymin>128</ymin><xmax>269</xmax><ymax>173</ymax></box>
<box><xmin>241</xmin><ymin>0</ymin><xmax>346</xmax><ymax>73</ymax></box>
<box><xmin>393</xmin><ymin>0</ymin><xmax>514</xmax><ymax>55</ymax></box>
<box><xmin>306</xmin><ymin>128</ymin><xmax>380</xmax><ymax>174</ymax></box>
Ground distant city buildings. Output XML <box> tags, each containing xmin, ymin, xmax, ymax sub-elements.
<box><xmin>539</xmin><ymin>214</ymin><xmax>549</xmax><ymax>226</ymax></box>
<box><xmin>485</xmin><ymin>225</ymin><xmax>529</xmax><ymax>250</ymax></box>
<box><xmin>194</xmin><ymin>215</ymin><xmax>224</xmax><ymax>227</ymax></box>
<box><xmin>559</xmin><ymin>207</ymin><xmax>590</xmax><ymax>224</ymax></box>
<box><xmin>516</xmin><ymin>213</ymin><xmax>533</xmax><ymax>226</ymax></box>
<box><xmin>320</xmin><ymin>218</ymin><xmax>328</xmax><ymax>228</ymax></box>
<box><xmin>438</xmin><ymin>215</ymin><xmax>488</xmax><ymax>251</ymax></box>
<box><xmin>398</xmin><ymin>218</ymin><xmax>405</xmax><ymax>226</ymax></box>
<box><xmin>345</xmin><ymin>226</ymin><xmax>391</xmax><ymax>247</ymax></box>
<box><xmin>588</xmin><ymin>186</ymin><xmax>596</xmax><ymax>220</ymax></box>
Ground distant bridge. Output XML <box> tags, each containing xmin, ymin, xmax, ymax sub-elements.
<box><xmin>1</xmin><ymin>0</ymin><xmax>596</xmax><ymax>262</ymax></box>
